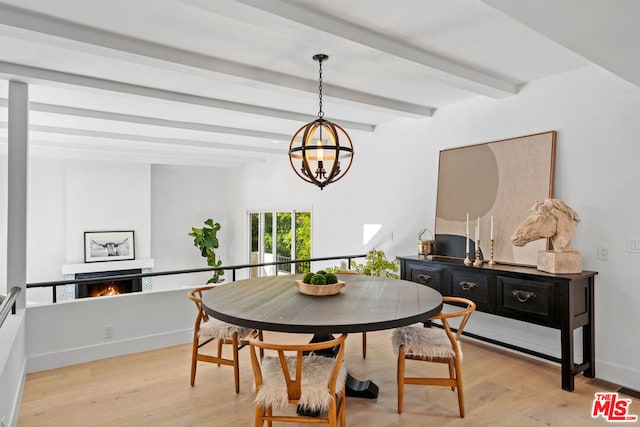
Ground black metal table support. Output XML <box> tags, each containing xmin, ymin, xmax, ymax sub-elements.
<box><xmin>297</xmin><ymin>334</ymin><xmax>379</xmax><ymax>417</ymax></box>
<box><xmin>345</xmin><ymin>374</ymin><xmax>379</xmax><ymax>398</ymax></box>
<box><xmin>308</xmin><ymin>334</ymin><xmax>379</xmax><ymax>399</ymax></box>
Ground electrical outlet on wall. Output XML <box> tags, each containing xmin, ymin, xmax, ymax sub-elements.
<box><xmin>597</xmin><ymin>245</ymin><xmax>609</xmax><ymax>260</ymax></box>
<box><xmin>628</xmin><ymin>237</ymin><xmax>640</xmax><ymax>253</ymax></box>
<box><xmin>104</xmin><ymin>324</ymin><xmax>113</xmax><ymax>339</ymax></box>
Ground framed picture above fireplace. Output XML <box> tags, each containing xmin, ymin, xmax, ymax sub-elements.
<box><xmin>84</xmin><ymin>230</ymin><xmax>135</xmax><ymax>263</ymax></box>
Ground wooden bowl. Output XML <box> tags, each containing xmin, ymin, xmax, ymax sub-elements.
<box><xmin>295</xmin><ymin>280</ymin><xmax>346</xmax><ymax>296</ymax></box>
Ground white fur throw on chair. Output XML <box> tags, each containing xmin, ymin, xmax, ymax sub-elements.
<box><xmin>255</xmin><ymin>355</ymin><xmax>347</xmax><ymax>412</ymax></box>
<box><xmin>199</xmin><ymin>317</ymin><xmax>252</xmax><ymax>340</ymax></box>
<box><xmin>392</xmin><ymin>325</ymin><xmax>461</xmax><ymax>360</ymax></box>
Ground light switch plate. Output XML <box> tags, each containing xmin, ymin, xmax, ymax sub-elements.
<box><xmin>628</xmin><ymin>237</ymin><xmax>640</xmax><ymax>253</ymax></box>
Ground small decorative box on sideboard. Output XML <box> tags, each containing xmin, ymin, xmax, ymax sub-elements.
<box><xmin>399</xmin><ymin>255</ymin><xmax>597</xmax><ymax>391</ymax></box>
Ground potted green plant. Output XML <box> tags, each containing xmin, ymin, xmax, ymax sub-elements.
<box><xmin>188</xmin><ymin>218</ymin><xmax>224</xmax><ymax>284</ymax></box>
<box><xmin>326</xmin><ymin>250</ymin><xmax>399</xmax><ymax>278</ymax></box>
<box><xmin>352</xmin><ymin>249</ymin><xmax>399</xmax><ymax>279</ymax></box>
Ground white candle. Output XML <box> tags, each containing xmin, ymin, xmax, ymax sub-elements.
<box><xmin>465</xmin><ymin>231</ymin><xmax>469</xmax><ymax>253</ymax></box>
<box><xmin>490</xmin><ymin>216</ymin><xmax>494</xmax><ymax>240</ymax></box>
<box><xmin>465</xmin><ymin>212</ymin><xmax>470</xmax><ymax>253</ymax></box>
<box><xmin>476</xmin><ymin>217</ymin><xmax>480</xmax><ymax>242</ymax></box>
<box><xmin>466</xmin><ymin>212</ymin><xmax>469</xmax><ymax>236</ymax></box>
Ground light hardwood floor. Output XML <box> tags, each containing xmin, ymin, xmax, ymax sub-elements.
<box><xmin>18</xmin><ymin>330</ymin><xmax>636</xmax><ymax>426</ymax></box>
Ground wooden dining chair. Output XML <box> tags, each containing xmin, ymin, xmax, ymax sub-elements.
<box><xmin>392</xmin><ymin>297</ymin><xmax>476</xmax><ymax>417</ymax></box>
<box><xmin>248</xmin><ymin>333</ymin><xmax>348</xmax><ymax>427</ymax></box>
<box><xmin>188</xmin><ymin>285</ymin><xmax>262</xmax><ymax>393</ymax></box>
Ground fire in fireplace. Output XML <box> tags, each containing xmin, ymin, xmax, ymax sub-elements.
<box><xmin>75</xmin><ymin>269</ymin><xmax>142</xmax><ymax>298</ymax></box>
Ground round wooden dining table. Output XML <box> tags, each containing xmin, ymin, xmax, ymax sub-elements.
<box><xmin>201</xmin><ymin>273</ymin><xmax>443</xmax><ymax>334</ymax></box>
<box><xmin>202</xmin><ymin>273</ymin><xmax>442</xmax><ymax>400</ymax></box>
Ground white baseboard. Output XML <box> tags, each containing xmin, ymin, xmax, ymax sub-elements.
<box><xmin>596</xmin><ymin>358</ymin><xmax>640</xmax><ymax>392</ymax></box>
<box><xmin>464</xmin><ymin>320</ymin><xmax>640</xmax><ymax>392</ymax></box>
<box><xmin>26</xmin><ymin>328</ymin><xmax>192</xmax><ymax>373</ymax></box>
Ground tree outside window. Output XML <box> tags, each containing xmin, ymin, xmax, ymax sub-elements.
<box><xmin>249</xmin><ymin>210</ymin><xmax>311</xmax><ymax>276</ymax></box>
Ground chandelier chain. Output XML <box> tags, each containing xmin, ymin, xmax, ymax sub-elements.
<box><xmin>318</xmin><ymin>58</ymin><xmax>324</xmax><ymax>118</ymax></box>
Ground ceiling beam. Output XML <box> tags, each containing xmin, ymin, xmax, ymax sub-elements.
<box><xmin>0</xmin><ymin>120</ymin><xmax>283</xmax><ymax>156</ymax></box>
<box><xmin>25</xmin><ymin>100</ymin><xmax>292</xmax><ymax>141</ymax></box>
<box><xmin>237</xmin><ymin>0</ymin><xmax>518</xmax><ymax>98</ymax></box>
<box><xmin>0</xmin><ymin>2</ymin><xmax>432</xmax><ymax>118</ymax></box>
<box><xmin>0</xmin><ymin>61</ymin><xmax>375</xmax><ymax>132</ymax></box>
<box><xmin>0</xmin><ymin>138</ymin><xmax>256</xmax><ymax>167</ymax></box>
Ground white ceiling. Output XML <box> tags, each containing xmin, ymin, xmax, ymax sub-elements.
<box><xmin>0</xmin><ymin>0</ymin><xmax>637</xmax><ymax>167</ymax></box>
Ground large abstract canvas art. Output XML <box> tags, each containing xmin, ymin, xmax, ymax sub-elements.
<box><xmin>434</xmin><ymin>131</ymin><xmax>556</xmax><ymax>266</ymax></box>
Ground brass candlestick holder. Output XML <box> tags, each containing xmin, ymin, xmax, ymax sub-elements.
<box><xmin>488</xmin><ymin>239</ymin><xmax>496</xmax><ymax>266</ymax></box>
<box><xmin>473</xmin><ymin>240</ymin><xmax>482</xmax><ymax>267</ymax></box>
<box><xmin>464</xmin><ymin>251</ymin><xmax>472</xmax><ymax>266</ymax></box>
<box><xmin>464</xmin><ymin>232</ymin><xmax>472</xmax><ymax>266</ymax></box>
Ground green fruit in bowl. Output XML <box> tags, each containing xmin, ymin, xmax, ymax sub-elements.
<box><xmin>325</xmin><ymin>273</ymin><xmax>338</xmax><ymax>284</ymax></box>
<box><xmin>302</xmin><ymin>272</ymin><xmax>315</xmax><ymax>284</ymax></box>
<box><xmin>316</xmin><ymin>270</ymin><xmax>327</xmax><ymax>276</ymax></box>
<box><xmin>309</xmin><ymin>274</ymin><xmax>327</xmax><ymax>285</ymax></box>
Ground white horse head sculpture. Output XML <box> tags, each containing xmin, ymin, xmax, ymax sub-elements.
<box><xmin>511</xmin><ymin>199</ymin><xmax>580</xmax><ymax>252</ymax></box>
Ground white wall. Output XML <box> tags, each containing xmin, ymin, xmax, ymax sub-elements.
<box><xmin>239</xmin><ymin>64</ymin><xmax>640</xmax><ymax>390</ymax></box>
<box><xmin>65</xmin><ymin>160</ymin><xmax>151</xmax><ymax>262</ymax></box>
<box><xmin>26</xmin><ymin>289</ymin><xmax>193</xmax><ymax>373</ymax></box>
<box><xmin>150</xmin><ymin>164</ymin><xmax>244</xmax><ymax>289</ymax></box>
<box><xmin>24</xmin><ymin>158</ymin><xmax>66</xmax><ymax>303</ymax></box>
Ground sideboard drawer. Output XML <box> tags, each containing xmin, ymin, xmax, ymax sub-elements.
<box><xmin>450</xmin><ymin>270</ymin><xmax>490</xmax><ymax>310</ymax></box>
<box><xmin>405</xmin><ymin>262</ymin><xmax>444</xmax><ymax>293</ymax></box>
<box><xmin>498</xmin><ymin>277</ymin><xmax>556</xmax><ymax>326</ymax></box>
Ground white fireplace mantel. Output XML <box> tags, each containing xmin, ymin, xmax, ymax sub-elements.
<box><xmin>62</xmin><ymin>259</ymin><xmax>154</xmax><ymax>275</ymax></box>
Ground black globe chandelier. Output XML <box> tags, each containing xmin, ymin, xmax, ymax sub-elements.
<box><xmin>288</xmin><ymin>54</ymin><xmax>354</xmax><ymax>190</ymax></box>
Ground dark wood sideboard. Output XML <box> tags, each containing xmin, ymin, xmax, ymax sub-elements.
<box><xmin>398</xmin><ymin>255</ymin><xmax>597</xmax><ymax>391</ymax></box>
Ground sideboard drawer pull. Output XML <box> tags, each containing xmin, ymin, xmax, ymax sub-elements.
<box><xmin>459</xmin><ymin>281</ymin><xmax>477</xmax><ymax>291</ymax></box>
<box><xmin>416</xmin><ymin>274</ymin><xmax>432</xmax><ymax>284</ymax></box>
<box><xmin>512</xmin><ymin>289</ymin><xmax>536</xmax><ymax>303</ymax></box>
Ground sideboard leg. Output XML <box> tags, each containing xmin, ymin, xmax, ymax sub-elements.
<box><xmin>560</xmin><ymin>326</ymin><xmax>575</xmax><ymax>391</ymax></box>
<box><xmin>583</xmin><ymin>325</ymin><xmax>596</xmax><ymax>378</ymax></box>
<box><xmin>583</xmin><ymin>279</ymin><xmax>596</xmax><ymax>378</ymax></box>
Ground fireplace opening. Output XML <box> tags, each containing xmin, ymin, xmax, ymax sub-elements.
<box><xmin>75</xmin><ymin>269</ymin><xmax>142</xmax><ymax>298</ymax></box>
